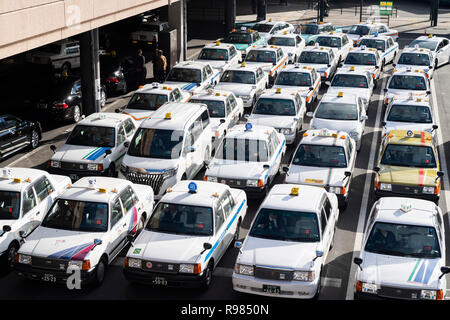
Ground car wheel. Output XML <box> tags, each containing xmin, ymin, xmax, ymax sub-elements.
<box><xmin>106</xmin><ymin>163</ymin><xmax>116</xmax><ymax>177</ymax></box>
<box><xmin>30</xmin><ymin>129</ymin><xmax>39</xmax><ymax>149</ymax></box>
<box><xmin>200</xmin><ymin>261</ymin><xmax>214</xmax><ymax>290</ymax></box>
<box><xmin>313</xmin><ymin>268</ymin><xmax>322</xmax><ymax>300</ymax></box>
<box><xmin>6</xmin><ymin>242</ymin><xmax>19</xmax><ymax>270</ymax></box>
<box><xmin>72</xmin><ymin>105</ymin><xmax>81</xmax><ymax>123</ymax></box>
<box><xmin>93</xmin><ymin>257</ymin><xmax>107</xmax><ymax>287</ymax></box>
<box><xmin>233</xmin><ymin>219</ymin><xmax>241</xmax><ymax>242</ymax></box>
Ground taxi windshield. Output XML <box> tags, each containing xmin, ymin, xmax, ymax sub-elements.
<box><xmin>349</xmin><ymin>25</ymin><xmax>370</xmax><ymax>36</ymax></box>
<box><xmin>388</xmin><ymin>75</ymin><xmax>427</xmax><ymax>90</ymax></box>
<box><xmin>41</xmin><ymin>199</ymin><xmax>109</xmax><ymax>232</ymax></box>
<box><xmin>0</xmin><ymin>191</ymin><xmax>20</xmax><ymax>220</ymax></box>
<box><xmin>316</xmin><ymin>36</ymin><xmax>341</xmax><ymax>48</ymax></box>
<box><xmin>344</xmin><ymin>52</ymin><xmax>377</xmax><ymax>65</ymax></box>
<box><xmin>293</xmin><ymin>144</ymin><xmax>347</xmax><ymax>167</ymax></box>
<box><xmin>249</xmin><ymin>208</ymin><xmax>320</xmax><ymax>242</ymax></box>
<box><xmin>66</xmin><ymin>125</ymin><xmax>115</xmax><ymax>148</ymax></box>
<box><xmin>215</xmin><ymin>137</ymin><xmax>269</xmax><ymax>162</ymax></box>
<box><xmin>301</xmin><ymin>25</ymin><xmax>319</xmax><ymax>35</ymax></box>
<box><xmin>359</xmin><ymin>39</ymin><xmax>385</xmax><ymax>51</ymax></box>
<box><xmin>253</xmin><ymin>23</ymin><xmax>273</xmax><ymax>33</ymax></box>
<box><xmin>189</xmin><ymin>99</ymin><xmax>225</xmax><ymax>118</ymax></box>
<box><xmin>315</xmin><ymin>102</ymin><xmax>358</xmax><ymax>120</ymax></box>
<box><xmin>223</xmin><ymin>33</ymin><xmax>251</xmax><ymax>44</ymax></box>
<box><xmin>220</xmin><ymin>70</ymin><xmax>255</xmax><ymax>84</ymax></box>
<box><xmin>245</xmin><ymin>50</ymin><xmax>276</xmax><ymax>63</ymax></box>
<box><xmin>127</xmin><ymin>128</ymin><xmax>184</xmax><ymax>159</ymax></box>
<box><xmin>253</xmin><ymin>98</ymin><xmax>296</xmax><ymax>116</ymax></box>
<box><xmin>331</xmin><ymin>74</ymin><xmax>368</xmax><ymax>88</ymax></box>
<box><xmin>299</xmin><ymin>51</ymin><xmax>329</xmax><ymax>64</ymax></box>
<box><xmin>199</xmin><ymin>48</ymin><xmax>229</xmax><ymax>61</ymax></box>
<box><xmin>387</xmin><ymin>104</ymin><xmax>432</xmax><ymax>123</ymax></box>
<box><xmin>397</xmin><ymin>53</ymin><xmax>430</xmax><ymax>66</ymax></box>
<box><xmin>409</xmin><ymin>40</ymin><xmax>438</xmax><ymax>51</ymax></box>
<box><xmin>275</xmin><ymin>71</ymin><xmax>311</xmax><ymax>86</ymax></box>
<box><xmin>365</xmin><ymin>222</ymin><xmax>441</xmax><ymax>258</ymax></box>
<box><xmin>126</xmin><ymin>92</ymin><xmax>168</xmax><ymax>111</ymax></box>
<box><xmin>147</xmin><ymin>202</ymin><xmax>213</xmax><ymax>236</ymax></box>
<box><xmin>268</xmin><ymin>37</ymin><xmax>295</xmax><ymax>46</ymax></box>
<box><xmin>166</xmin><ymin>68</ymin><xmax>201</xmax><ymax>83</ymax></box>
<box><xmin>381</xmin><ymin>144</ymin><xmax>436</xmax><ymax>168</ymax></box>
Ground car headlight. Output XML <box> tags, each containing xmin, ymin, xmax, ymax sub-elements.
<box><xmin>235</xmin><ymin>264</ymin><xmax>254</xmax><ymax>276</ymax></box>
<box><xmin>246</xmin><ymin>179</ymin><xmax>258</xmax><ymax>187</ymax></box>
<box><xmin>87</xmin><ymin>163</ymin><xmax>103</xmax><ymax>171</ymax></box>
<box><xmin>67</xmin><ymin>260</ymin><xmax>83</xmax><ymax>269</ymax></box>
<box><xmin>128</xmin><ymin>258</ymin><xmax>142</xmax><ymax>269</ymax></box>
<box><xmin>50</xmin><ymin>160</ymin><xmax>61</xmax><ymax>168</ymax></box>
<box><xmin>328</xmin><ymin>186</ymin><xmax>342</xmax><ymax>194</ymax></box>
<box><xmin>240</xmin><ymin>95</ymin><xmax>251</xmax><ymax>100</ymax></box>
<box><xmin>380</xmin><ymin>183</ymin><xmax>392</xmax><ymax>191</ymax></box>
<box><xmin>293</xmin><ymin>271</ymin><xmax>314</xmax><ymax>281</ymax></box>
<box><xmin>422</xmin><ymin>186</ymin><xmax>434</xmax><ymax>194</ymax></box>
<box><xmin>163</xmin><ymin>166</ymin><xmax>178</xmax><ymax>179</ymax></box>
<box><xmin>361</xmin><ymin>282</ymin><xmax>378</xmax><ymax>294</ymax></box>
<box><xmin>207</xmin><ymin>176</ymin><xmax>218</xmax><ymax>183</ymax></box>
<box><xmin>18</xmin><ymin>254</ymin><xmax>32</xmax><ymax>265</ymax></box>
<box><xmin>280</xmin><ymin>128</ymin><xmax>292</xmax><ymax>135</ymax></box>
<box><xmin>179</xmin><ymin>264</ymin><xmax>196</xmax><ymax>273</ymax></box>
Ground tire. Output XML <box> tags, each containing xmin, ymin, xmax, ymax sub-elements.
<box><xmin>6</xmin><ymin>242</ymin><xmax>19</xmax><ymax>270</ymax></box>
<box><xmin>30</xmin><ymin>129</ymin><xmax>39</xmax><ymax>150</ymax></box>
<box><xmin>72</xmin><ymin>105</ymin><xmax>81</xmax><ymax>123</ymax></box>
<box><xmin>313</xmin><ymin>268</ymin><xmax>322</xmax><ymax>300</ymax></box>
<box><xmin>233</xmin><ymin>219</ymin><xmax>241</xmax><ymax>242</ymax></box>
<box><xmin>200</xmin><ymin>261</ymin><xmax>214</xmax><ymax>290</ymax></box>
<box><xmin>106</xmin><ymin>163</ymin><xmax>116</xmax><ymax>177</ymax></box>
<box><xmin>93</xmin><ymin>257</ymin><xmax>107</xmax><ymax>287</ymax></box>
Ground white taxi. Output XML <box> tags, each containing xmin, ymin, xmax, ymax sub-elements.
<box><xmin>312</xmin><ymin>31</ymin><xmax>353</xmax><ymax>63</ymax></box>
<box><xmin>358</xmin><ymin>34</ymin><xmax>399</xmax><ymax>65</ymax></box>
<box><xmin>247</xmin><ymin>88</ymin><xmax>306</xmax><ymax>144</ymax></box>
<box><xmin>347</xmin><ymin>22</ymin><xmax>398</xmax><ymax>46</ymax></box>
<box><xmin>204</xmin><ymin>123</ymin><xmax>286</xmax><ymax>197</ymax></box>
<box><xmin>188</xmin><ymin>89</ymin><xmax>244</xmax><ymax>149</ymax></box>
<box><xmin>408</xmin><ymin>34</ymin><xmax>450</xmax><ymax>69</ymax></box>
<box><xmin>342</xmin><ymin>46</ymin><xmax>382</xmax><ymax>81</ymax></box>
<box><xmin>267</xmin><ymin>31</ymin><xmax>305</xmax><ymax>63</ymax></box>
<box><xmin>252</xmin><ymin>19</ymin><xmax>295</xmax><ymax>41</ymax></box>
<box><xmin>284</xmin><ymin>129</ymin><xmax>356</xmax><ymax>208</ymax></box>
<box><xmin>382</xmin><ymin>94</ymin><xmax>438</xmax><ymax>138</ymax></box>
<box><xmin>119</xmin><ymin>103</ymin><xmax>212</xmax><ymax>200</ymax></box>
<box><xmin>14</xmin><ymin>177</ymin><xmax>154</xmax><ymax>287</ymax></box>
<box><xmin>244</xmin><ymin>45</ymin><xmax>289</xmax><ymax>84</ymax></box>
<box><xmin>273</xmin><ymin>64</ymin><xmax>321</xmax><ymax>109</ymax></box>
<box><xmin>196</xmin><ymin>41</ymin><xmax>242</xmax><ymax>76</ymax></box>
<box><xmin>383</xmin><ymin>67</ymin><xmax>431</xmax><ymax>107</ymax></box>
<box><xmin>215</xmin><ymin>63</ymin><xmax>268</xmax><ymax>108</ymax></box>
<box><xmin>232</xmin><ymin>184</ymin><xmax>339</xmax><ymax>299</ymax></box>
<box><xmin>308</xmin><ymin>92</ymin><xmax>367</xmax><ymax>151</ymax></box>
<box><xmin>326</xmin><ymin>67</ymin><xmax>374</xmax><ymax>110</ymax></box>
<box><xmin>164</xmin><ymin>61</ymin><xmax>218</xmax><ymax>93</ymax></box>
<box><xmin>0</xmin><ymin>168</ymin><xmax>71</xmax><ymax>269</ymax></box>
<box><xmin>298</xmin><ymin>44</ymin><xmax>340</xmax><ymax>81</ymax></box>
<box><xmin>117</xmin><ymin>83</ymin><xmax>189</xmax><ymax>123</ymax></box>
<box><xmin>395</xmin><ymin>46</ymin><xmax>434</xmax><ymax>79</ymax></box>
<box><xmin>49</xmin><ymin>113</ymin><xmax>138</xmax><ymax>181</ymax></box>
<box><xmin>123</xmin><ymin>180</ymin><xmax>247</xmax><ymax>289</ymax></box>
<box><xmin>353</xmin><ymin>197</ymin><xmax>449</xmax><ymax>300</ymax></box>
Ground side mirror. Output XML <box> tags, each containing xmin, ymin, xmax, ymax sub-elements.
<box><xmin>439</xmin><ymin>266</ymin><xmax>450</xmax><ymax>279</ymax></box>
<box><xmin>428</xmin><ymin>65</ymin><xmax>433</xmax><ymax>69</ymax></box>
<box><xmin>2</xmin><ymin>225</ymin><xmax>11</xmax><ymax>233</ymax></box>
<box><xmin>338</xmin><ymin>63</ymin><xmax>343</xmax><ymax>67</ymax></box>
<box><xmin>244</xmin><ymin>114</ymin><xmax>250</xmax><ymax>119</ymax></box>
<box><xmin>309</xmin><ymin>86</ymin><xmax>314</xmax><ymax>91</ymax></box>
<box><xmin>327</xmin><ymin>64</ymin><xmax>331</xmax><ymax>67</ymax></box>
<box><xmin>200</xmin><ymin>242</ymin><xmax>212</xmax><ymax>255</ymax></box>
<box><xmin>273</xmin><ymin>62</ymin><xmax>277</xmax><ymax>66</ymax></box>
<box><xmin>426</xmin><ymin>90</ymin><xmax>431</xmax><ymax>95</ymax></box>
<box><xmin>345</xmin><ymin>171</ymin><xmax>351</xmax><ymax>177</ymax></box>
<box><xmin>381</xmin><ymin>121</ymin><xmax>387</xmax><ymax>126</ymax></box>
<box><xmin>361</xmin><ymin>115</ymin><xmax>368</xmax><ymax>121</ymax></box>
<box><xmin>354</xmin><ymin>257</ymin><xmax>363</xmax><ymax>270</ymax></box>
<box><xmin>234</xmin><ymin>241</ymin><xmax>242</xmax><ymax>249</ymax></box>
<box><xmin>263</xmin><ymin>164</ymin><xmax>270</xmax><ymax>170</ymax></box>
<box><xmin>383</xmin><ymin>88</ymin><xmax>388</xmax><ymax>93</ymax></box>
<box><xmin>313</xmin><ymin>246</ymin><xmax>324</xmax><ymax>261</ymax></box>
<box><xmin>374</xmin><ymin>166</ymin><xmax>380</xmax><ymax>173</ymax></box>
<box><xmin>50</xmin><ymin>145</ymin><xmax>57</xmax><ymax>153</ymax></box>
<box><xmin>432</xmin><ymin>124</ymin><xmax>438</xmax><ymax>130</ymax></box>
<box><xmin>282</xmin><ymin>166</ymin><xmax>289</xmax><ymax>174</ymax></box>
<box><xmin>437</xmin><ymin>171</ymin><xmax>444</xmax><ymax>178</ymax></box>
<box><xmin>104</xmin><ymin>149</ymin><xmax>112</xmax><ymax>157</ymax></box>
<box><xmin>220</xmin><ymin>119</ymin><xmax>226</xmax><ymax>124</ymax></box>
<box><xmin>196</xmin><ymin>83</ymin><xmax>201</xmax><ymax>87</ymax></box>
<box><xmin>127</xmin><ymin>234</ymin><xmax>135</xmax><ymax>244</ymax></box>
<box><xmin>306</xmin><ymin>111</ymin><xmax>314</xmax><ymax>117</ymax></box>
<box><xmin>325</xmin><ymin>81</ymin><xmax>331</xmax><ymax>86</ymax></box>
<box><xmin>18</xmin><ymin>231</ymin><xmax>26</xmax><ymax>239</ymax></box>
<box><xmin>124</xmin><ymin>141</ymin><xmax>130</xmax><ymax>148</ymax></box>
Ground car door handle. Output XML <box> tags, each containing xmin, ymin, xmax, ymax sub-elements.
<box><xmin>35</xmin><ymin>212</ymin><xmax>40</xmax><ymax>216</ymax></box>
<box><xmin>123</xmin><ymin>223</ymin><xmax>127</xmax><ymax>228</ymax></box>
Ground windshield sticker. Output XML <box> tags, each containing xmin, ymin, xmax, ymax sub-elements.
<box><xmin>133</xmin><ymin>248</ymin><xmax>142</xmax><ymax>254</ymax></box>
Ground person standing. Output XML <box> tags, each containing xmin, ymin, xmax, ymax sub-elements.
<box><xmin>155</xmin><ymin>49</ymin><xmax>167</xmax><ymax>83</ymax></box>
<box><xmin>136</xmin><ymin>49</ymin><xmax>147</xmax><ymax>87</ymax></box>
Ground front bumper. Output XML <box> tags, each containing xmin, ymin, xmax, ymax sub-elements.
<box><xmin>15</xmin><ymin>263</ymin><xmax>96</xmax><ymax>285</ymax></box>
<box><xmin>374</xmin><ymin>189</ymin><xmax>439</xmax><ymax>202</ymax></box>
<box><xmin>49</xmin><ymin>166</ymin><xmax>108</xmax><ymax>181</ymax></box>
<box><xmin>123</xmin><ymin>267</ymin><xmax>205</xmax><ymax>288</ymax></box>
<box><xmin>232</xmin><ymin>273</ymin><xmax>319</xmax><ymax>299</ymax></box>
<box><xmin>118</xmin><ymin>170</ymin><xmax>177</xmax><ymax>200</ymax></box>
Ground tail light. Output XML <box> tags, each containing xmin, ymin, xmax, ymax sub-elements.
<box><xmin>82</xmin><ymin>260</ymin><xmax>91</xmax><ymax>271</ymax></box>
<box><xmin>437</xmin><ymin>289</ymin><xmax>444</xmax><ymax>300</ymax></box>
<box><xmin>356</xmin><ymin>281</ymin><xmax>362</xmax><ymax>292</ymax></box>
<box><xmin>106</xmin><ymin>77</ymin><xmax>119</xmax><ymax>83</ymax></box>
<box><xmin>434</xmin><ymin>180</ymin><xmax>441</xmax><ymax>195</ymax></box>
<box><xmin>54</xmin><ymin>103</ymin><xmax>68</xmax><ymax>109</ymax></box>
<box><xmin>124</xmin><ymin>257</ymin><xmax>129</xmax><ymax>267</ymax></box>
<box><xmin>203</xmin><ymin>176</ymin><xmax>207</xmax><ymax>181</ymax></box>
<box><xmin>340</xmin><ymin>186</ymin><xmax>346</xmax><ymax>195</ymax></box>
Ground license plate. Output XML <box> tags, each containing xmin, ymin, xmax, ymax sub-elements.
<box><xmin>263</xmin><ymin>285</ymin><xmax>280</xmax><ymax>294</ymax></box>
<box><xmin>69</xmin><ymin>174</ymin><xmax>79</xmax><ymax>181</ymax></box>
<box><xmin>42</xmin><ymin>274</ymin><xmax>57</xmax><ymax>282</ymax></box>
<box><xmin>152</xmin><ymin>276</ymin><xmax>168</xmax><ymax>286</ymax></box>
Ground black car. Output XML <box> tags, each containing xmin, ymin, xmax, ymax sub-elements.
<box><xmin>0</xmin><ymin>114</ymin><xmax>41</xmax><ymax>160</ymax></box>
<box><xmin>100</xmin><ymin>54</ymin><xmax>135</xmax><ymax>95</ymax></box>
<box><xmin>25</xmin><ymin>75</ymin><xmax>106</xmax><ymax>123</ymax></box>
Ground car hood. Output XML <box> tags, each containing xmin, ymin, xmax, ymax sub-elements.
<box><xmin>342</xmin><ymin>64</ymin><xmax>377</xmax><ymax>74</ymax></box>
<box><xmin>122</xmin><ymin>109</ymin><xmax>154</xmax><ymax>122</ymax></box>
<box><xmin>360</xmin><ymin>252</ymin><xmax>442</xmax><ymax>289</ymax></box>
<box><xmin>202</xmin><ymin>60</ymin><xmax>229</xmax><ymax>70</ymax></box>
<box><xmin>206</xmin><ymin>160</ymin><xmax>268</xmax><ymax>180</ymax></box>
<box><xmin>19</xmin><ymin>227</ymin><xmax>105</xmax><ymax>260</ymax></box>
<box><xmin>248</xmin><ymin>114</ymin><xmax>296</xmax><ymax>128</ymax></box>
<box><xmin>311</xmin><ymin>117</ymin><xmax>358</xmax><ymax>133</ymax></box>
<box><xmin>238</xmin><ymin>236</ymin><xmax>318</xmax><ymax>270</ymax></box>
<box><xmin>122</xmin><ymin>155</ymin><xmax>178</xmax><ymax>173</ymax></box>
<box><xmin>51</xmin><ymin>144</ymin><xmax>111</xmax><ymax>163</ymax></box>
<box><xmin>347</xmin><ymin>34</ymin><xmax>361</xmax><ymax>42</ymax></box>
<box><xmin>214</xmin><ymin>83</ymin><xmax>254</xmax><ymax>96</ymax></box>
<box><xmin>378</xmin><ymin>165</ymin><xmax>438</xmax><ymax>186</ymax></box>
<box><xmin>127</xmin><ymin>230</ymin><xmax>211</xmax><ymax>263</ymax></box>
<box><xmin>285</xmin><ymin>165</ymin><xmax>348</xmax><ymax>186</ymax></box>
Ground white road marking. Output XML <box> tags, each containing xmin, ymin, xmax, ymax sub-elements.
<box><xmin>345</xmin><ymin>76</ymin><xmax>387</xmax><ymax>300</ymax></box>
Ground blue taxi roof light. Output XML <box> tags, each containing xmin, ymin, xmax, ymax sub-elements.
<box><xmin>374</xmin><ymin>31</ymin><xmax>379</xmax><ymax>37</ymax></box>
<box><xmin>188</xmin><ymin>182</ymin><xmax>198</xmax><ymax>193</ymax></box>
<box><xmin>245</xmin><ymin>122</ymin><xmax>253</xmax><ymax>131</ymax></box>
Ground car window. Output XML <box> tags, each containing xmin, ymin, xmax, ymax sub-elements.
<box><xmin>22</xmin><ymin>188</ymin><xmax>37</xmax><ymax>214</ymax></box>
<box><xmin>229</xmin><ymin>46</ymin><xmax>237</xmax><ymax>58</ymax></box>
<box><xmin>228</xmin><ymin>94</ymin><xmax>237</xmax><ymax>108</ymax></box>
<box><xmin>347</xmin><ymin>137</ymin><xmax>353</xmax><ymax>155</ymax></box>
<box><xmin>119</xmin><ymin>186</ymin><xmax>138</xmax><ymax>213</ymax></box>
<box><xmin>117</xmin><ymin>125</ymin><xmax>127</xmax><ymax>145</ymax></box>
<box><xmin>320</xmin><ymin>207</ymin><xmax>328</xmax><ymax>233</ymax></box>
<box><xmin>123</xmin><ymin>119</ymin><xmax>136</xmax><ymax>137</ymax></box>
<box><xmin>173</xmin><ymin>88</ymin><xmax>182</xmax><ymax>101</ymax></box>
<box><xmin>225</xmin><ymin>99</ymin><xmax>232</xmax><ymax>116</ymax></box>
<box><xmin>192</xmin><ymin>117</ymin><xmax>203</xmax><ymax>141</ymax></box>
<box><xmin>201</xmin><ymin>109</ymin><xmax>210</xmax><ymax>128</ymax></box>
<box><xmin>206</xmin><ymin>65</ymin><xmax>213</xmax><ymax>76</ymax></box>
<box><xmin>324</xmin><ymin>198</ymin><xmax>332</xmax><ymax>219</ymax></box>
<box><xmin>34</xmin><ymin>176</ymin><xmax>55</xmax><ymax>203</ymax></box>
<box><xmin>215</xmin><ymin>202</ymin><xmax>226</xmax><ymax>233</ymax></box>
<box><xmin>111</xmin><ymin>199</ymin><xmax>124</xmax><ymax>227</ymax></box>
<box><xmin>220</xmin><ymin>191</ymin><xmax>233</xmax><ymax>218</ymax></box>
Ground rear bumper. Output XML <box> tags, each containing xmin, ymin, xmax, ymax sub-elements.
<box><xmin>374</xmin><ymin>189</ymin><xmax>439</xmax><ymax>203</ymax></box>
<box><xmin>123</xmin><ymin>267</ymin><xmax>204</xmax><ymax>288</ymax></box>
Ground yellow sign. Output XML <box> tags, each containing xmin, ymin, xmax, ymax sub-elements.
<box><xmin>305</xmin><ymin>179</ymin><xmax>324</xmax><ymax>184</ymax></box>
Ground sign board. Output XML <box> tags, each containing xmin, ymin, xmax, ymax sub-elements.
<box><xmin>379</xmin><ymin>1</ymin><xmax>393</xmax><ymax>16</ymax></box>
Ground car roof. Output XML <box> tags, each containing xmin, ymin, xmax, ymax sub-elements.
<box><xmin>392</xmin><ymin>67</ymin><xmax>428</xmax><ymax>77</ymax></box>
<box><xmin>248</xmin><ymin>45</ymin><xmax>280</xmax><ymax>52</ymax></box>
<box><xmin>384</xmin><ymin>130</ymin><xmax>434</xmax><ymax>147</ymax></box>
<box><xmin>302</xmin><ymin>45</ymin><xmax>332</xmax><ymax>53</ymax></box>
<box><xmin>360</xmin><ymin>34</ymin><xmax>391</xmax><ymax>41</ymax></box>
<box><xmin>320</xmin><ymin>92</ymin><xmax>358</xmax><ymax>104</ymax></box>
<box><xmin>202</xmin><ymin>42</ymin><xmax>234</xmax><ymax>50</ymax></box>
<box><xmin>173</xmin><ymin>60</ymin><xmax>209</xmax><ymax>70</ymax></box>
<box><xmin>348</xmin><ymin>47</ymin><xmax>378</xmax><ymax>55</ymax></box>
<box><xmin>160</xmin><ymin>180</ymin><xmax>229</xmax><ymax>207</ymax></box>
<box><xmin>279</xmin><ymin>64</ymin><xmax>314</xmax><ymax>73</ymax></box>
<box><xmin>136</xmin><ymin>83</ymin><xmax>179</xmax><ymax>95</ymax></box>
<box><xmin>190</xmin><ymin>89</ymin><xmax>232</xmax><ymax>101</ymax></box>
<box><xmin>413</xmin><ymin>35</ymin><xmax>445</xmax><ymax>42</ymax></box>
<box><xmin>78</xmin><ymin>112</ymin><xmax>130</xmax><ymax>127</ymax></box>
<box><xmin>374</xmin><ymin>197</ymin><xmax>437</xmax><ymax>227</ymax></box>
<box><xmin>0</xmin><ymin>168</ymin><xmax>50</xmax><ymax>193</ymax></box>
<box><xmin>335</xmin><ymin>68</ymin><xmax>370</xmax><ymax>77</ymax></box>
<box><xmin>401</xmin><ymin>46</ymin><xmax>431</xmax><ymax>54</ymax></box>
<box><xmin>225</xmin><ymin>124</ymin><xmax>274</xmax><ymax>140</ymax></box>
<box><xmin>259</xmin><ymin>89</ymin><xmax>298</xmax><ymax>100</ymax></box>
<box><xmin>140</xmin><ymin>102</ymin><xmax>206</xmax><ymax>130</ymax></box>
<box><xmin>300</xmin><ymin>129</ymin><xmax>350</xmax><ymax>147</ymax></box>
<box><xmin>390</xmin><ymin>96</ymin><xmax>431</xmax><ymax>107</ymax></box>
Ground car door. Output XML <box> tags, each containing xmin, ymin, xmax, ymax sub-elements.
<box><xmin>319</xmin><ymin>198</ymin><xmax>333</xmax><ymax>258</ymax></box>
<box><xmin>442</xmin><ymin>39</ymin><xmax>450</xmax><ymax>64</ymax></box>
<box><xmin>20</xmin><ymin>186</ymin><xmax>41</xmax><ymax>236</ymax></box>
<box><xmin>108</xmin><ymin>198</ymin><xmax>126</xmax><ymax>258</ymax></box>
<box><xmin>0</xmin><ymin>116</ymin><xmax>15</xmax><ymax>154</ymax></box>
<box><xmin>119</xmin><ymin>186</ymin><xmax>140</xmax><ymax>235</ymax></box>
<box><xmin>183</xmin><ymin>126</ymin><xmax>197</xmax><ymax>179</ymax></box>
<box><xmin>219</xmin><ymin>190</ymin><xmax>236</xmax><ymax>248</ymax></box>
<box><xmin>212</xmin><ymin>200</ymin><xmax>227</xmax><ymax>263</ymax></box>
<box><xmin>436</xmin><ymin>40</ymin><xmax>448</xmax><ymax>67</ymax></box>
<box><xmin>33</xmin><ymin>175</ymin><xmax>56</xmax><ymax>223</ymax></box>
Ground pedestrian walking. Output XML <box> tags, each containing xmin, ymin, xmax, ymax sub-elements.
<box><xmin>136</xmin><ymin>49</ymin><xmax>147</xmax><ymax>87</ymax></box>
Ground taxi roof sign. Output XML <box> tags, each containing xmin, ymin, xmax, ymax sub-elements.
<box><xmin>188</xmin><ymin>182</ymin><xmax>198</xmax><ymax>193</ymax></box>
<box><xmin>245</xmin><ymin>122</ymin><xmax>253</xmax><ymax>131</ymax></box>
<box><xmin>400</xmin><ymin>203</ymin><xmax>412</xmax><ymax>213</ymax></box>
<box><xmin>275</xmin><ymin>88</ymin><xmax>281</xmax><ymax>94</ymax></box>
<box><xmin>290</xmin><ymin>187</ymin><xmax>299</xmax><ymax>196</ymax></box>
<box><xmin>165</xmin><ymin>112</ymin><xmax>172</xmax><ymax>119</ymax></box>
<box><xmin>337</xmin><ymin>91</ymin><xmax>344</xmax><ymax>97</ymax></box>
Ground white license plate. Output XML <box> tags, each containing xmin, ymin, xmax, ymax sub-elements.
<box><xmin>263</xmin><ymin>285</ymin><xmax>280</xmax><ymax>294</ymax></box>
<box><xmin>152</xmin><ymin>276</ymin><xmax>168</xmax><ymax>286</ymax></box>
<box><xmin>69</xmin><ymin>174</ymin><xmax>79</xmax><ymax>180</ymax></box>
<box><xmin>42</xmin><ymin>273</ymin><xmax>57</xmax><ymax>282</ymax></box>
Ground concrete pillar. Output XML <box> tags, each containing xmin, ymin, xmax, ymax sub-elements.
<box><xmin>168</xmin><ymin>0</ymin><xmax>186</xmax><ymax>62</ymax></box>
<box><xmin>80</xmin><ymin>28</ymin><xmax>101</xmax><ymax>116</ymax></box>
<box><xmin>224</xmin><ymin>0</ymin><xmax>236</xmax><ymax>37</ymax></box>
<box><xmin>257</xmin><ymin>0</ymin><xmax>267</xmax><ymax>22</ymax></box>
